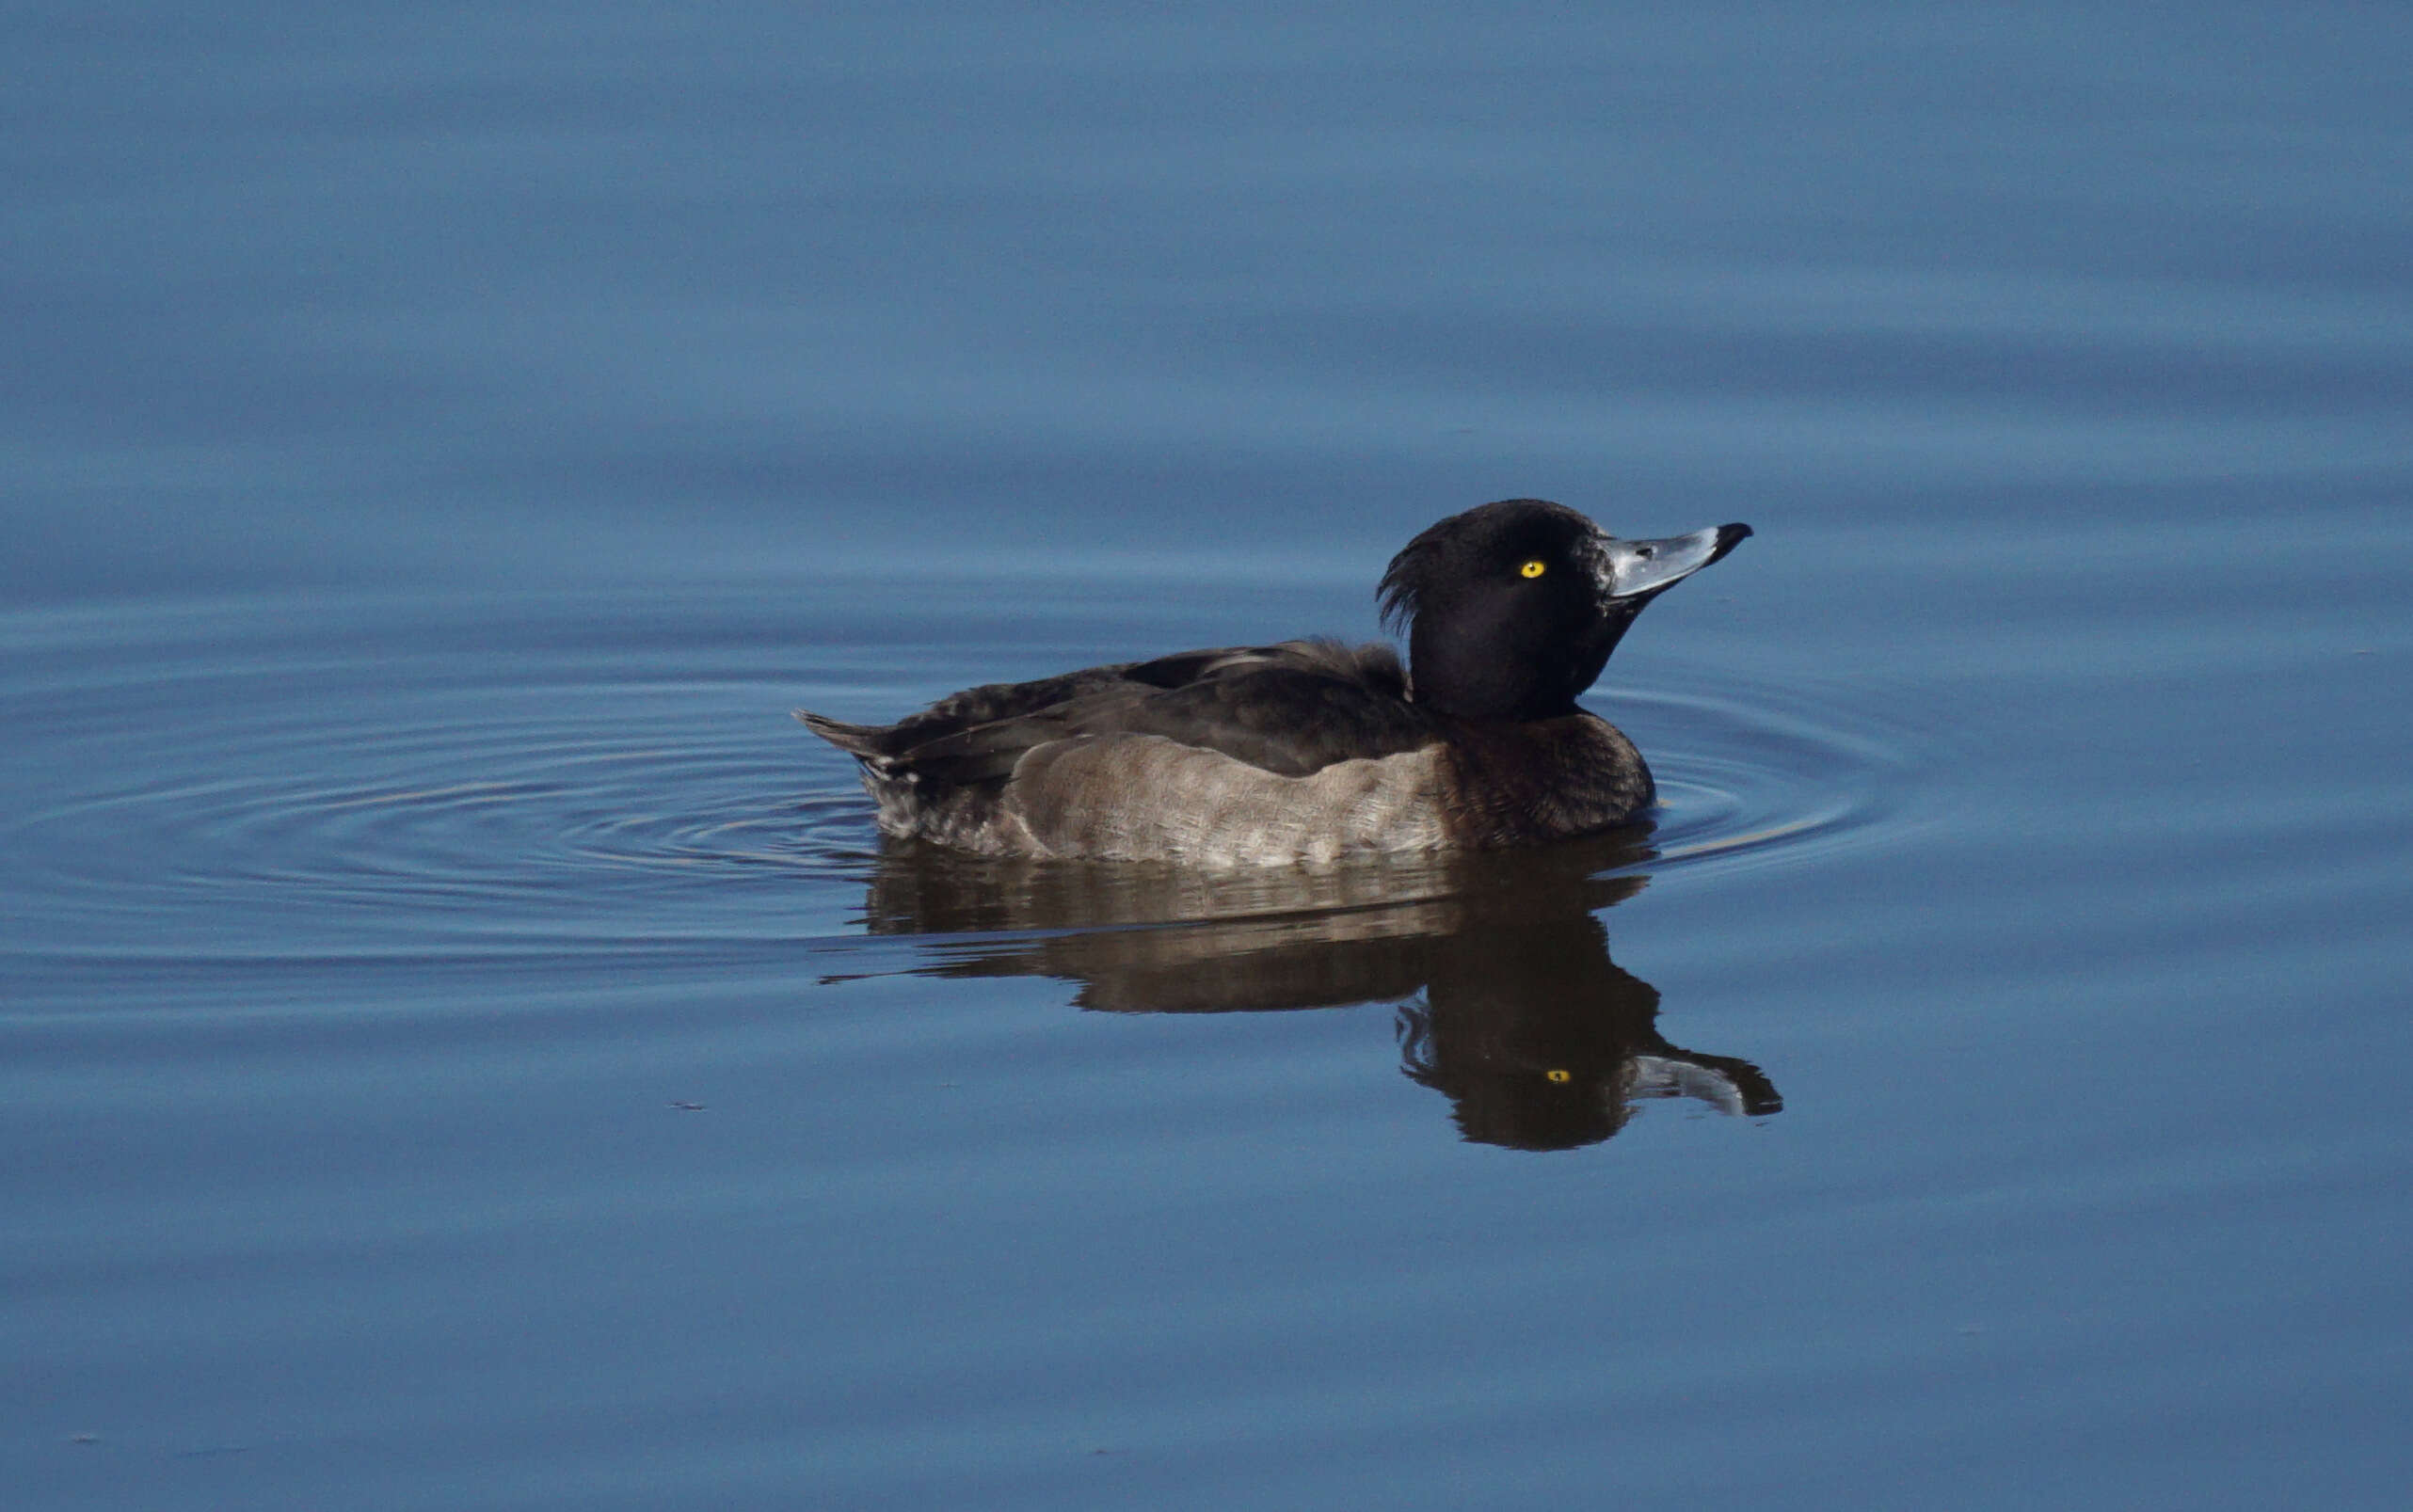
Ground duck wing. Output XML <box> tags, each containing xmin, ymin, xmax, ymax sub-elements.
<box><xmin>800</xmin><ymin>641</ymin><xmax>1435</xmax><ymax>787</ymax></box>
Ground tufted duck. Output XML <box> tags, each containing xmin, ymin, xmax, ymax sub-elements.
<box><xmin>800</xmin><ymin>499</ymin><xmax>1749</xmax><ymax>864</ymax></box>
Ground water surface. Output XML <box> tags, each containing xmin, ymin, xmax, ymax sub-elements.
<box><xmin>8</xmin><ymin>5</ymin><xmax>2412</xmax><ymax>1508</ymax></box>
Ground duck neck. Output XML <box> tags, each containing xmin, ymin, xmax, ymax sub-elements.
<box><xmin>1408</xmin><ymin>633</ymin><xmax>1594</xmax><ymax>722</ymax></box>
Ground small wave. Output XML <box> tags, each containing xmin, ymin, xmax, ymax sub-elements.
<box><xmin>1610</xmin><ymin>669</ymin><xmax>1922</xmax><ymax>880</ymax></box>
<box><xmin>0</xmin><ymin>595</ymin><xmax>882</xmax><ymax>963</ymax></box>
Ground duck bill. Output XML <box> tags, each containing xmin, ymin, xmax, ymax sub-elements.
<box><xmin>1600</xmin><ymin>523</ymin><xmax>1752</xmax><ymax>602</ymax></box>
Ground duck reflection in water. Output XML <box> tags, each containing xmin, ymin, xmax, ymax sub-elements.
<box><xmin>842</xmin><ymin>829</ymin><xmax>1778</xmax><ymax>1151</ymax></box>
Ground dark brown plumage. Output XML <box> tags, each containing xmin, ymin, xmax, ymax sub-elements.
<box><xmin>799</xmin><ymin>500</ymin><xmax>1750</xmax><ymax>863</ymax></box>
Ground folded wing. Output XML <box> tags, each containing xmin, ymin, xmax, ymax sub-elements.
<box><xmin>799</xmin><ymin>640</ymin><xmax>1437</xmax><ymax>788</ymax></box>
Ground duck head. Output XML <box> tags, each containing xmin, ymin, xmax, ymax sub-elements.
<box><xmin>1379</xmin><ymin>499</ymin><xmax>1750</xmax><ymax>721</ymax></box>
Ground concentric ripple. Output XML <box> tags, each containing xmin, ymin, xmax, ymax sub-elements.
<box><xmin>2</xmin><ymin>589</ymin><xmax>1921</xmax><ymax>985</ymax></box>
<box><xmin>1610</xmin><ymin>667</ymin><xmax>1922</xmax><ymax>879</ymax></box>
<box><xmin>1</xmin><ymin>593</ymin><xmax>887</xmax><ymax>971</ymax></box>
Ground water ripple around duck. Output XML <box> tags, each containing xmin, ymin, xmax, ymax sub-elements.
<box><xmin>1</xmin><ymin>591</ymin><xmax>1918</xmax><ymax>987</ymax></box>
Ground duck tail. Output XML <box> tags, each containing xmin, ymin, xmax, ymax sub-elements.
<box><xmin>794</xmin><ymin>709</ymin><xmax>895</xmax><ymax>761</ymax></box>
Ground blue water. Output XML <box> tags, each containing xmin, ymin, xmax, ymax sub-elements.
<box><xmin>8</xmin><ymin>5</ymin><xmax>2412</xmax><ymax>1508</ymax></box>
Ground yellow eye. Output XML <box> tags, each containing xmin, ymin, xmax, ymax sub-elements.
<box><xmin>1519</xmin><ymin>559</ymin><xmax>1547</xmax><ymax>579</ymax></box>
<box><xmin>1545</xmin><ymin>1069</ymin><xmax>1572</xmax><ymax>1083</ymax></box>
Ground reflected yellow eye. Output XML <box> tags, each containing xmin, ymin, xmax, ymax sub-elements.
<box><xmin>1545</xmin><ymin>1069</ymin><xmax>1572</xmax><ymax>1083</ymax></box>
<box><xmin>1519</xmin><ymin>560</ymin><xmax>1547</xmax><ymax>579</ymax></box>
